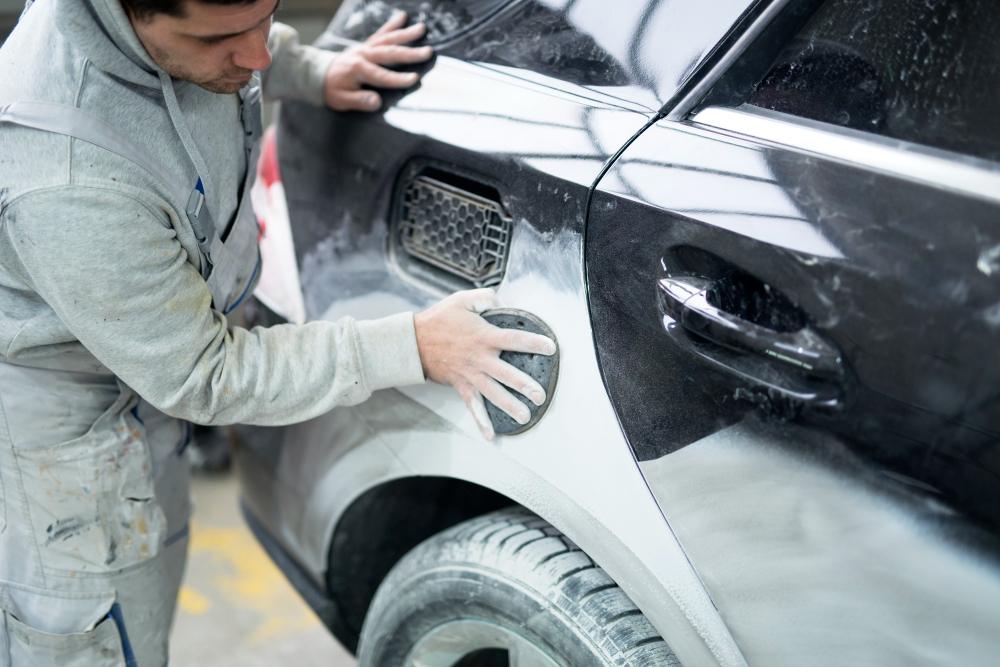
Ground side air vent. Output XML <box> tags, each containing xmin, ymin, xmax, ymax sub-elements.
<box><xmin>392</xmin><ymin>165</ymin><xmax>511</xmax><ymax>290</ymax></box>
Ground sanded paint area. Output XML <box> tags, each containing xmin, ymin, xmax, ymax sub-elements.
<box><xmin>169</xmin><ymin>473</ymin><xmax>356</xmax><ymax>666</ymax></box>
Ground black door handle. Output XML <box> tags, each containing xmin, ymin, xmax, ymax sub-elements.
<box><xmin>657</xmin><ymin>275</ymin><xmax>844</xmax><ymax>408</ymax></box>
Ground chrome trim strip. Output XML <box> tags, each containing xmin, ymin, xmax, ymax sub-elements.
<box><xmin>692</xmin><ymin>105</ymin><xmax>1000</xmax><ymax>204</ymax></box>
<box><xmin>666</xmin><ymin>0</ymin><xmax>794</xmax><ymax>122</ymax></box>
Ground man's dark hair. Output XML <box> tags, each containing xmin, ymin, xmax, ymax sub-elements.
<box><xmin>121</xmin><ymin>0</ymin><xmax>258</xmax><ymax>20</ymax></box>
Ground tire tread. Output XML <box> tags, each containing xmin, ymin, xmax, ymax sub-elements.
<box><xmin>376</xmin><ymin>507</ymin><xmax>680</xmax><ymax>666</ymax></box>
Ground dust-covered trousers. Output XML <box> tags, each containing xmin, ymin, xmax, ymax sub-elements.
<box><xmin>0</xmin><ymin>368</ymin><xmax>192</xmax><ymax>667</ymax></box>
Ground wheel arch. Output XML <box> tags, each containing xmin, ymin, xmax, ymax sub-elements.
<box><xmin>324</xmin><ymin>475</ymin><xmax>513</xmax><ymax>652</ymax></box>
<box><xmin>302</xmin><ymin>411</ymin><xmax>744</xmax><ymax>667</ymax></box>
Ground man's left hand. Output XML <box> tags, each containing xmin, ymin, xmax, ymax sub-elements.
<box><xmin>323</xmin><ymin>11</ymin><xmax>433</xmax><ymax>112</ymax></box>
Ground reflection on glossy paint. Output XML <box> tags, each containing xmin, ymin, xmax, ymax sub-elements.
<box><xmin>480</xmin><ymin>0</ymin><xmax>754</xmax><ymax>109</ymax></box>
<box><xmin>384</xmin><ymin>59</ymin><xmax>646</xmax><ymax>187</ymax></box>
<box><xmin>606</xmin><ymin>120</ymin><xmax>844</xmax><ymax>258</ymax></box>
<box><xmin>332</xmin><ymin>0</ymin><xmax>759</xmax><ymax>112</ymax></box>
<box><xmin>641</xmin><ymin>419</ymin><xmax>1000</xmax><ymax>667</ymax></box>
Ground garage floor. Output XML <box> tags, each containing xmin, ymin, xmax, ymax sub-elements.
<box><xmin>169</xmin><ymin>472</ymin><xmax>357</xmax><ymax>667</ymax></box>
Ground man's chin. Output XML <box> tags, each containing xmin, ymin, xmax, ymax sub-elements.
<box><xmin>196</xmin><ymin>78</ymin><xmax>251</xmax><ymax>94</ymax></box>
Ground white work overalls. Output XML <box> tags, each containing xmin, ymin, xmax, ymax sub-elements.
<box><xmin>0</xmin><ymin>5</ymin><xmax>264</xmax><ymax>661</ymax></box>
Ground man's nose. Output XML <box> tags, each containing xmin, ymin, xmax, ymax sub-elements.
<box><xmin>232</xmin><ymin>25</ymin><xmax>272</xmax><ymax>71</ymax></box>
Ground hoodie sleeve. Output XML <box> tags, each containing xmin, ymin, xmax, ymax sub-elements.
<box><xmin>262</xmin><ymin>22</ymin><xmax>337</xmax><ymax>105</ymax></box>
<box><xmin>1</xmin><ymin>185</ymin><xmax>425</xmax><ymax>426</ymax></box>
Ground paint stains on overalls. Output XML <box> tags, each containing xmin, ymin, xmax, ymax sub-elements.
<box><xmin>0</xmin><ymin>63</ymin><xmax>263</xmax><ymax>667</ymax></box>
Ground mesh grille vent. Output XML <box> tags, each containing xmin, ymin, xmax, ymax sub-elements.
<box><xmin>398</xmin><ymin>175</ymin><xmax>510</xmax><ymax>287</ymax></box>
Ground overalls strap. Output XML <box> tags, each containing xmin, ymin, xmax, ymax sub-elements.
<box><xmin>0</xmin><ymin>100</ymin><xmax>221</xmax><ymax>277</ymax></box>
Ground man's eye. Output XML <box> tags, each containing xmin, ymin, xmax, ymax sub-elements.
<box><xmin>198</xmin><ymin>36</ymin><xmax>228</xmax><ymax>45</ymax></box>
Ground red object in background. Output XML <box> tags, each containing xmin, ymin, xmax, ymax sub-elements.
<box><xmin>255</xmin><ymin>128</ymin><xmax>281</xmax><ymax>241</ymax></box>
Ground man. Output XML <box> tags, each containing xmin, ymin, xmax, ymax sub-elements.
<box><xmin>0</xmin><ymin>0</ymin><xmax>555</xmax><ymax>664</ymax></box>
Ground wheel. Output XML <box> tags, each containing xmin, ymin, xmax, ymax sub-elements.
<box><xmin>358</xmin><ymin>507</ymin><xmax>679</xmax><ymax>666</ymax></box>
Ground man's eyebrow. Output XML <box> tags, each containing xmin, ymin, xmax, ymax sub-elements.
<box><xmin>187</xmin><ymin>0</ymin><xmax>281</xmax><ymax>41</ymax></box>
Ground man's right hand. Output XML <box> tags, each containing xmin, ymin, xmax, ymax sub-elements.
<box><xmin>414</xmin><ymin>289</ymin><xmax>557</xmax><ymax>440</ymax></box>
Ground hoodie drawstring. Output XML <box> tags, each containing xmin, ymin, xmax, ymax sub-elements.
<box><xmin>159</xmin><ymin>72</ymin><xmax>214</xmax><ymax>202</ymax></box>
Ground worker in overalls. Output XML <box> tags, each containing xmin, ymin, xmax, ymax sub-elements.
<box><xmin>0</xmin><ymin>1</ymin><xmax>555</xmax><ymax>664</ymax></box>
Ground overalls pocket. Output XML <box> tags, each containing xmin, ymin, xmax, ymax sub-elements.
<box><xmin>12</xmin><ymin>399</ymin><xmax>166</xmax><ymax>574</ymax></box>
<box><xmin>1</xmin><ymin>585</ymin><xmax>126</xmax><ymax>666</ymax></box>
<box><xmin>4</xmin><ymin>609</ymin><xmax>127</xmax><ymax>666</ymax></box>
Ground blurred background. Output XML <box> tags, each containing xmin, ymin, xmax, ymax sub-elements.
<box><xmin>1</xmin><ymin>1</ymin><xmax>357</xmax><ymax>665</ymax></box>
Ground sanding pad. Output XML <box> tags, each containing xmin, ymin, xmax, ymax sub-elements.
<box><xmin>481</xmin><ymin>309</ymin><xmax>559</xmax><ymax>436</ymax></box>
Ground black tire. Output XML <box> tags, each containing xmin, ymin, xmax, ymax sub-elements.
<box><xmin>358</xmin><ymin>507</ymin><xmax>679</xmax><ymax>666</ymax></box>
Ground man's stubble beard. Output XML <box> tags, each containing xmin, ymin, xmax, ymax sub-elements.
<box><xmin>147</xmin><ymin>42</ymin><xmax>250</xmax><ymax>94</ymax></box>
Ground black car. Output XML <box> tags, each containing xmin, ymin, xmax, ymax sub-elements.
<box><xmin>237</xmin><ymin>0</ymin><xmax>1000</xmax><ymax>664</ymax></box>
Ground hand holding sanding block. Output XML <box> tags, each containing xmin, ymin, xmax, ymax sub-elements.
<box><xmin>481</xmin><ymin>309</ymin><xmax>559</xmax><ymax>436</ymax></box>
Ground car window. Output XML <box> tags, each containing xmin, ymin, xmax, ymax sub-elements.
<box><xmin>332</xmin><ymin>0</ymin><xmax>513</xmax><ymax>44</ymax></box>
<box><xmin>746</xmin><ymin>0</ymin><xmax>1000</xmax><ymax>162</ymax></box>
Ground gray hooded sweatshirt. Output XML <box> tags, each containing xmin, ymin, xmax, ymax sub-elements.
<box><xmin>0</xmin><ymin>0</ymin><xmax>426</xmax><ymax>454</ymax></box>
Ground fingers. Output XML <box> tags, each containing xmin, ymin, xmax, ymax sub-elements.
<box><xmin>363</xmin><ymin>44</ymin><xmax>434</xmax><ymax>66</ymax></box>
<box><xmin>489</xmin><ymin>328</ymin><xmax>558</xmax><ymax>356</ymax></box>
<box><xmin>446</xmin><ymin>287</ymin><xmax>497</xmax><ymax>313</ymax></box>
<box><xmin>369</xmin><ymin>21</ymin><xmax>428</xmax><ymax>47</ymax></box>
<box><xmin>328</xmin><ymin>89</ymin><xmax>381</xmax><ymax>112</ymax></box>
<box><xmin>477</xmin><ymin>375</ymin><xmax>531</xmax><ymax>426</ymax></box>
<box><xmin>486</xmin><ymin>358</ymin><xmax>546</xmax><ymax>406</ymax></box>
<box><xmin>372</xmin><ymin>9</ymin><xmax>408</xmax><ymax>36</ymax></box>
<box><xmin>357</xmin><ymin>59</ymin><xmax>420</xmax><ymax>88</ymax></box>
<box><xmin>459</xmin><ymin>386</ymin><xmax>495</xmax><ymax>441</ymax></box>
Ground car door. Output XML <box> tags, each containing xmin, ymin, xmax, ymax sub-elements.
<box><xmin>586</xmin><ymin>0</ymin><xmax>1000</xmax><ymax>664</ymax></box>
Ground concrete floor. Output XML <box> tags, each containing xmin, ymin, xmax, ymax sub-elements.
<box><xmin>169</xmin><ymin>471</ymin><xmax>357</xmax><ymax>667</ymax></box>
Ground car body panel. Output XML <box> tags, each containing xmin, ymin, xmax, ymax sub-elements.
<box><xmin>587</xmin><ymin>113</ymin><xmax>1000</xmax><ymax>477</ymax></box>
<box><xmin>640</xmin><ymin>419</ymin><xmax>1000</xmax><ymax>666</ymax></box>
<box><xmin>332</xmin><ymin>0</ymin><xmax>761</xmax><ymax>114</ymax></box>
<box><xmin>586</xmin><ymin>67</ymin><xmax>1000</xmax><ymax>667</ymax></box>
<box><xmin>237</xmin><ymin>39</ymin><xmax>751</xmax><ymax>666</ymax></box>
<box><xmin>238</xmin><ymin>0</ymin><xmax>1000</xmax><ymax>664</ymax></box>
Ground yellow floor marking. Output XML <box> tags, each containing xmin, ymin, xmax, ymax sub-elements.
<box><xmin>187</xmin><ymin>519</ymin><xmax>320</xmax><ymax>644</ymax></box>
<box><xmin>178</xmin><ymin>585</ymin><xmax>212</xmax><ymax>615</ymax></box>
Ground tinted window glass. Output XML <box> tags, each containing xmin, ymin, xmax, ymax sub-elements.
<box><xmin>748</xmin><ymin>0</ymin><xmax>1000</xmax><ymax>162</ymax></box>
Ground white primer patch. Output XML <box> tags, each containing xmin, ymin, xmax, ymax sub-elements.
<box><xmin>976</xmin><ymin>244</ymin><xmax>1000</xmax><ymax>276</ymax></box>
